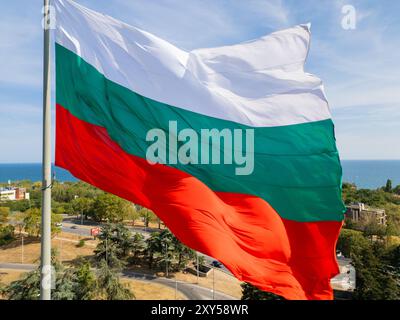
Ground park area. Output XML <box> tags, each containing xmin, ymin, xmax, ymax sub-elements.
<box><xmin>0</xmin><ymin>221</ymin><xmax>242</xmax><ymax>300</ymax></box>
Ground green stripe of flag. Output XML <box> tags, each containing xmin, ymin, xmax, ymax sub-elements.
<box><xmin>56</xmin><ymin>43</ymin><xmax>345</xmax><ymax>222</ymax></box>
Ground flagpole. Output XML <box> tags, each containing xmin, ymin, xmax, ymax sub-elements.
<box><xmin>40</xmin><ymin>0</ymin><xmax>52</xmax><ymax>300</ymax></box>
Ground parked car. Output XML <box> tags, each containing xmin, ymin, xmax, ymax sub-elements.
<box><xmin>55</xmin><ymin>223</ymin><xmax>63</xmax><ymax>227</ymax></box>
<box><xmin>211</xmin><ymin>260</ymin><xmax>222</xmax><ymax>268</ymax></box>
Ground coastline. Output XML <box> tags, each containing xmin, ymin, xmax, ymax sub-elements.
<box><xmin>1</xmin><ymin>160</ymin><xmax>400</xmax><ymax>190</ymax></box>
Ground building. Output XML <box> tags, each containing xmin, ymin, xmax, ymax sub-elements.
<box><xmin>0</xmin><ymin>187</ymin><xmax>30</xmax><ymax>201</ymax></box>
<box><xmin>15</xmin><ymin>187</ymin><xmax>29</xmax><ymax>200</ymax></box>
<box><xmin>345</xmin><ymin>203</ymin><xmax>387</xmax><ymax>226</ymax></box>
<box><xmin>0</xmin><ymin>188</ymin><xmax>16</xmax><ymax>201</ymax></box>
<box><xmin>331</xmin><ymin>252</ymin><xmax>356</xmax><ymax>300</ymax></box>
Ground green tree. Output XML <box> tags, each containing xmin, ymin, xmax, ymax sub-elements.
<box><xmin>2</xmin><ymin>200</ymin><xmax>31</xmax><ymax>212</ymax></box>
<box><xmin>23</xmin><ymin>208</ymin><xmax>41</xmax><ymax>237</ymax></box>
<box><xmin>52</xmin><ymin>200</ymin><xmax>68</xmax><ymax>215</ymax></box>
<box><xmin>338</xmin><ymin>228</ymin><xmax>400</xmax><ymax>300</ymax></box>
<box><xmin>384</xmin><ymin>203</ymin><xmax>400</xmax><ymax>236</ymax></box>
<box><xmin>158</xmin><ymin>230</ymin><xmax>175</xmax><ymax>275</ymax></box>
<box><xmin>4</xmin><ymin>250</ymin><xmax>60</xmax><ymax>300</ymax></box>
<box><xmin>94</xmin><ymin>237</ymin><xmax>125</xmax><ymax>270</ymax></box>
<box><xmin>144</xmin><ymin>229</ymin><xmax>194</xmax><ymax>272</ymax></box>
<box><xmin>96</xmin><ymin>260</ymin><xmax>134</xmax><ymax>300</ymax></box>
<box><xmin>3</xmin><ymin>253</ymin><xmax>99</xmax><ymax>300</ymax></box>
<box><xmin>52</xmin><ymin>181</ymin><xmax>103</xmax><ymax>203</ymax></box>
<box><xmin>138</xmin><ymin>207</ymin><xmax>157</xmax><ymax>228</ymax></box>
<box><xmin>241</xmin><ymin>283</ymin><xmax>284</xmax><ymax>300</ymax></box>
<box><xmin>173</xmin><ymin>235</ymin><xmax>195</xmax><ymax>270</ymax></box>
<box><xmin>126</xmin><ymin>206</ymin><xmax>140</xmax><ymax>226</ymax></box>
<box><xmin>145</xmin><ymin>232</ymin><xmax>159</xmax><ymax>269</ymax></box>
<box><xmin>52</xmin><ymin>213</ymin><xmax>63</xmax><ymax>235</ymax></box>
<box><xmin>384</xmin><ymin>179</ymin><xmax>393</xmax><ymax>193</ymax></box>
<box><xmin>363</xmin><ymin>220</ymin><xmax>386</xmax><ymax>240</ymax></box>
<box><xmin>52</xmin><ymin>269</ymin><xmax>78</xmax><ymax>300</ymax></box>
<box><xmin>3</xmin><ymin>269</ymin><xmax>41</xmax><ymax>300</ymax></box>
<box><xmin>352</xmin><ymin>244</ymin><xmax>400</xmax><ymax>300</ymax></box>
<box><xmin>0</xmin><ymin>225</ymin><xmax>15</xmax><ymax>246</ymax></box>
<box><xmin>342</xmin><ymin>184</ymin><xmax>396</xmax><ymax>208</ymax></box>
<box><xmin>144</xmin><ymin>230</ymin><xmax>174</xmax><ymax>273</ymax></box>
<box><xmin>92</xmin><ymin>194</ymin><xmax>134</xmax><ymax>222</ymax></box>
<box><xmin>0</xmin><ymin>207</ymin><xmax>10</xmax><ymax>224</ymax></box>
<box><xmin>113</xmin><ymin>223</ymin><xmax>134</xmax><ymax>257</ymax></box>
<box><xmin>94</xmin><ymin>223</ymin><xmax>133</xmax><ymax>269</ymax></box>
<box><xmin>75</xmin><ymin>261</ymin><xmax>97</xmax><ymax>300</ymax></box>
<box><xmin>13</xmin><ymin>211</ymin><xmax>26</xmax><ymax>234</ymax></box>
<box><xmin>130</xmin><ymin>233</ymin><xmax>145</xmax><ymax>262</ymax></box>
<box><xmin>197</xmin><ymin>255</ymin><xmax>206</xmax><ymax>267</ymax></box>
<box><xmin>386</xmin><ymin>245</ymin><xmax>400</xmax><ymax>268</ymax></box>
<box><xmin>71</xmin><ymin>197</ymin><xmax>94</xmax><ymax>221</ymax></box>
<box><xmin>23</xmin><ymin>208</ymin><xmax>62</xmax><ymax>237</ymax></box>
<box><xmin>336</xmin><ymin>229</ymin><xmax>370</xmax><ymax>258</ymax></box>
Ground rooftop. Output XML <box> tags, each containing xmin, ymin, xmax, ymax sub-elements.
<box><xmin>331</xmin><ymin>254</ymin><xmax>356</xmax><ymax>292</ymax></box>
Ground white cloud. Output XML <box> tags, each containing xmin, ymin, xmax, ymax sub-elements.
<box><xmin>306</xmin><ymin>1</ymin><xmax>400</xmax><ymax>112</ymax></box>
<box><xmin>231</xmin><ymin>0</ymin><xmax>291</xmax><ymax>29</ymax></box>
<box><xmin>80</xmin><ymin>0</ymin><xmax>292</xmax><ymax>50</ymax></box>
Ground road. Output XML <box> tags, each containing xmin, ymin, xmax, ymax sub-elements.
<box><xmin>61</xmin><ymin>216</ymin><xmax>156</xmax><ymax>239</ymax></box>
<box><xmin>121</xmin><ymin>270</ymin><xmax>236</xmax><ymax>300</ymax></box>
<box><xmin>0</xmin><ymin>263</ymin><xmax>236</xmax><ymax>300</ymax></box>
<box><xmin>61</xmin><ymin>223</ymin><xmax>91</xmax><ymax>236</ymax></box>
<box><xmin>0</xmin><ymin>263</ymin><xmax>37</xmax><ymax>271</ymax></box>
<box><xmin>62</xmin><ymin>223</ymin><xmax>155</xmax><ymax>239</ymax></box>
<box><xmin>61</xmin><ymin>217</ymin><xmax>233</xmax><ymax>275</ymax></box>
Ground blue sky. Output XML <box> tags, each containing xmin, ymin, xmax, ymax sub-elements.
<box><xmin>0</xmin><ymin>0</ymin><xmax>399</xmax><ymax>162</ymax></box>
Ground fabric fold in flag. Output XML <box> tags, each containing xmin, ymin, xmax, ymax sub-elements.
<box><xmin>54</xmin><ymin>0</ymin><xmax>345</xmax><ymax>300</ymax></box>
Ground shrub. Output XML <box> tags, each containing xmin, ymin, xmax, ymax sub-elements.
<box><xmin>76</xmin><ymin>239</ymin><xmax>85</xmax><ymax>248</ymax></box>
<box><xmin>0</xmin><ymin>225</ymin><xmax>15</xmax><ymax>246</ymax></box>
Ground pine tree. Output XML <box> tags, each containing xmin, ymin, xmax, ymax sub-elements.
<box><xmin>96</xmin><ymin>260</ymin><xmax>134</xmax><ymax>300</ymax></box>
<box><xmin>385</xmin><ymin>179</ymin><xmax>393</xmax><ymax>192</ymax></box>
<box><xmin>241</xmin><ymin>283</ymin><xmax>284</xmax><ymax>300</ymax></box>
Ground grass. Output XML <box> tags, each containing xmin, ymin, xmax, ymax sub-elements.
<box><xmin>0</xmin><ymin>232</ymin><xmax>97</xmax><ymax>264</ymax></box>
<box><xmin>0</xmin><ymin>269</ymin><xmax>25</xmax><ymax>284</ymax></box>
<box><xmin>388</xmin><ymin>235</ymin><xmax>400</xmax><ymax>246</ymax></box>
<box><xmin>122</xmin><ymin>279</ymin><xmax>186</xmax><ymax>300</ymax></box>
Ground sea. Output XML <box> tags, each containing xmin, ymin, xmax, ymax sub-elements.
<box><xmin>0</xmin><ymin>160</ymin><xmax>399</xmax><ymax>190</ymax></box>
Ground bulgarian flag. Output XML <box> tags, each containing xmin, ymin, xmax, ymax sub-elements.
<box><xmin>54</xmin><ymin>0</ymin><xmax>345</xmax><ymax>300</ymax></box>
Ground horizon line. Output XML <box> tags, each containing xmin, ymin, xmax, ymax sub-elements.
<box><xmin>1</xmin><ymin>159</ymin><xmax>400</xmax><ymax>165</ymax></box>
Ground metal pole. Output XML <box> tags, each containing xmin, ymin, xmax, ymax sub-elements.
<box><xmin>196</xmin><ymin>252</ymin><xmax>199</xmax><ymax>284</ymax></box>
<box><xmin>106</xmin><ymin>237</ymin><xmax>108</xmax><ymax>265</ymax></box>
<box><xmin>40</xmin><ymin>0</ymin><xmax>52</xmax><ymax>301</ymax></box>
<box><xmin>21</xmin><ymin>235</ymin><xmax>24</xmax><ymax>264</ymax></box>
<box><xmin>212</xmin><ymin>266</ymin><xmax>215</xmax><ymax>300</ymax></box>
<box><xmin>165</xmin><ymin>243</ymin><xmax>168</xmax><ymax>277</ymax></box>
